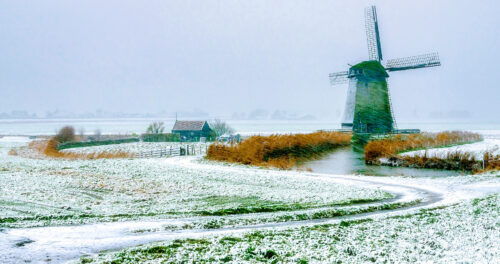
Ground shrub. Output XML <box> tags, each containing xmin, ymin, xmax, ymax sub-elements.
<box><xmin>55</xmin><ymin>126</ymin><xmax>75</xmax><ymax>143</ymax></box>
<box><xmin>141</xmin><ymin>133</ymin><xmax>180</xmax><ymax>142</ymax></box>
<box><xmin>207</xmin><ymin>131</ymin><xmax>351</xmax><ymax>169</ymax></box>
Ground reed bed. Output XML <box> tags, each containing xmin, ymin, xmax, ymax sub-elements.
<box><xmin>363</xmin><ymin>131</ymin><xmax>500</xmax><ymax>172</ymax></box>
<box><xmin>33</xmin><ymin>138</ymin><xmax>134</xmax><ymax>160</ymax></box>
<box><xmin>206</xmin><ymin>131</ymin><xmax>351</xmax><ymax>169</ymax></box>
<box><xmin>394</xmin><ymin>150</ymin><xmax>500</xmax><ymax>172</ymax></box>
<box><xmin>365</xmin><ymin>131</ymin><xmax>482</xmax><ymax>164</ymax></box>
<box><xmin>395</xmin><ymin>151</ymin><xmax>478</xmax><ymax>171</ymax></box>
<box><xmin>480</xmin><ymin>152</ymin><xmax>500</xmax><ymax>172</ymax></box>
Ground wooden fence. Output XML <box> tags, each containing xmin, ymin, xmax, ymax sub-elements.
<box><xmin>135</xmin><ymin>144</ymin><xmax>208</xmax><ymax>158</ymax></box>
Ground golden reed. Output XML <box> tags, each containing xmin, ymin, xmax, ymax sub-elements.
<box><xmin>207</xmin><ymin>131</ymin><xmax>351</xmax><ymax>169</ymax></box>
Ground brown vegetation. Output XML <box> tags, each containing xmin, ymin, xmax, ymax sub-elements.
<box><xmin>363</xmin><ymin>131</ymin><xmax>500</xmax><ymax>173</ymax></box>
<box><xmin>394</xmin><ymin>151</ymin><xmax>479</xmax><ymax>171</ymax></box>
<box><xmin>364</xmin><ymin>131</ymin><xmax>482</xmax><ymax>164</ymax></box>
<box><xmin>55</xmin><ymin>126</ymin><xmax>76</xmax><ymax>143</ymax></box>
<box><xmin>482</xmin><ymin>152</ymin><xmax>500</xmax><ymax>172</ymax></box>
<box><xmin>394</xmin><ymin>150</ymin><xmax>500</xmax><ymax>173</ymax></box>
<box><xmin>206</xmin><ymin>131</ymin><xmax>351</xmax><ymax>169</ymax></box>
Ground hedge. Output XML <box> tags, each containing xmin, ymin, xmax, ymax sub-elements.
<box><xmin>57</xmin><ymin>137</ymin><xmax>140</xmax><ymax>150</ymax></box>
<box><xmin>141</xmin><ymin>133</ymin><xmax>180</xmax><ymax>142</ymax></box>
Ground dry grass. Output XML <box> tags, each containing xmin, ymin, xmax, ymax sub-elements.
<box><xmin>365</xmin><ymin>131</ymin><xmax>482</xmax><ymax>163</ymax></box>
<box><xmin>363</xmin><ymin>131</ymin><xmax>500</xmax><ymax>172</ymax></box>
<box><xmin>30</xmin><ymin>138</ymin><xmax>134</xmax><ymax>160</ymax></box>
<box><xmin>207</xmin><ymin>131</ymin><xmax>351</xmax><ymax>169</ymax></box>
<box><xmin>481</xmin><ymin>152</ymin><xmax>500</xmax><ymax>172</ymax></box>
<box><xmin>396</xmin><ymin>150</ymin><xmax>500</xmax><ymax>173</ymax></box>
<box><xmin>397</xmin><ymin>151</ymin><xmax>478</xmax><ymax>171</ymax></box>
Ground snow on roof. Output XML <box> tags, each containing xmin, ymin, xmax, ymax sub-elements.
<box><xmin>172</xmin><ymin>120</ymin><xmax>207</xmax><ymax>131</ymax></box>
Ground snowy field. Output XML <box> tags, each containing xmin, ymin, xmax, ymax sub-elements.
<box><xmin>0</xmin><ymin>138</ymin><xmax>390</xmax><ymax>229</ymax></box>
<box><xmin>83</xmin><ymin>194</ymin><xmax>499</xmax><ymax>263</ymax></box>
<box><xmin>0</xmin><ymin>134</ymin><xmax>499</xmax><ymax>263</ymax></box>
<box><xmin>402</xmin><ymin>138</ymin><xmax>500</xmax><ymax>160</ymax></box>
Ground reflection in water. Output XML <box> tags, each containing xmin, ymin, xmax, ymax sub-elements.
<box><xmin>301</xmin><ymin>147</ymin><xmax>463</xmax><ymax>177</ymax></box>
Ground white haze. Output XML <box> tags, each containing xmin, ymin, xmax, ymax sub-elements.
<box><xmin>0</xmin><ymin>0</ymin><xmax>498</xmax><ymax>122</ymax></box>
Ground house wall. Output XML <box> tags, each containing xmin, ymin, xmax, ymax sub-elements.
<box><xmin>173</xmin><ymin>130</ymin><xmax>212</xmax><ymax>141</ymax></box>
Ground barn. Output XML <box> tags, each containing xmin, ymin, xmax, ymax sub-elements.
<box><xmin>171</xmin><ymin>120</ymin><xmax>213</xmax><ymax>141</ymax></box>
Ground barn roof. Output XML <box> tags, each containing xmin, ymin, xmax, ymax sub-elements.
<box><xmin>172</xmin><ymin>120</ymin><xmax>208</xmax><ymax>131</ymax></box>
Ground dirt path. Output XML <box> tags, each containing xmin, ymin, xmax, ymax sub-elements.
<box><xmin>1</xmin><ymin>157</ymin><xmax>499</xmax><ymax>264</ymax></box>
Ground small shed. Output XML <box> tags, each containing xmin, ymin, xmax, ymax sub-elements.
<box><xmin>172</xmin><ymin>120</ymin><xmax>213</xmax><ymax>141</ymax></box>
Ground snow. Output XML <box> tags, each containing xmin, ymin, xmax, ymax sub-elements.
<box><xmin>69</xmin><ymin>182</ymin><xmax>500</xmax><ymax>264</ymax></box>
<box><xmin>0</xmin><ymin>138</ymin><xmax>390</xmax><ymax>228</ymax></box>
<box><xmin>0</xmin><ymin>136</ymin><xmax>31</xmax><ymax>143</ymax></box>
<box><xmin>0</xmin><ymin>135</ymin><xmax>499</xmax><ymax>263</ymax></box>
<box><xmin>401</xmin><ymin>138</ymin><xmax>500</xmax><ymax>160</ymax></box>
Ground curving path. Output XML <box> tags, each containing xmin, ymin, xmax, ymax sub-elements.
<box><xmin>1</xmin><ymin>157</ymin><xmax>499</xmax><ymax>263</ymax></box>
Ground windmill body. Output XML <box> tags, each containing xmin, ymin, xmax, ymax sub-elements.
<box><xmin>330</xmin><ymin>6</ymin><xmax>441</xmax><ymax>136</ymax></box>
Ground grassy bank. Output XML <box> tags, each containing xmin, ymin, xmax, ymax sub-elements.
<box><xmin>364</xmin><ymin>131</ymin><xmax>485</xmax><ymax>171</ymax></box>
<box><xmin>206</xmin><ymin>131</ymin><xmax>351</xmax><ymax>169</ymax></box>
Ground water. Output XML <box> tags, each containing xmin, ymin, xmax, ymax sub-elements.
<box><xmin>302</xmin><ymin>146</ymin><xmax>463</xmax><ymax>177</ymax></box>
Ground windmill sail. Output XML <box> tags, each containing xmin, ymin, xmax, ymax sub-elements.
<box><xmin>385</xmin><ymin>52</ymin><xmax>441</xmax><ymax>72</ymax></box>
<box><xmin>365</xmin><ymin>6</ymin><xmax>383</xmax><ymax>62</ymax></box>
<box><xmin>329</xmin><ymin>70</ymin><xmax>349</xmax><ymax>85</ymax></box>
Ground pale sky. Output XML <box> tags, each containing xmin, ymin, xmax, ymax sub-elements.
<box><xmin>1</xmin><ymin>0</ymin><xmax>499</xmax><ymax>121</ymax></box>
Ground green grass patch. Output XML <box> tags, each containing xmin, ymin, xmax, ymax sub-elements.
<box><xmin>57</xmin><ymin>138</ymin><xmax>140</xmax><ymax>150</ymax></box>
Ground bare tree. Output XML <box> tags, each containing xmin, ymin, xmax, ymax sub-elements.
<box><xmin>146</xmin><ymin>121</ymin><xmax>165</xmax><ymax>134</ymax></box>
<box><xmin>55</xmin><ymin>126</ymin><xmax>75</xmax><ymax>143</ymax></box>
<box><xmin>209</xmin><ymin>119</ymin><xmax>235</xmax><ymax>137</ymax></box>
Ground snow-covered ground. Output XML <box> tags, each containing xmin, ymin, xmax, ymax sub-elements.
<box><xmin>0</xmin><ymin>135</ymin><xmax>499</xmax><ymax>263</ymax></box>
<box><xmin>1</xmin><ymin>141</ymin><xmax>390</xmax><ymax>228</ymax></box>
<box><xmin>401</xmin><ymin>138</ymin><xmax>500</xmax><ymax>160</ymax></box>
<box><xmin>85</xmin><ymin>194</ymin><xmax>499</xmax><ymax>263</ymax></box>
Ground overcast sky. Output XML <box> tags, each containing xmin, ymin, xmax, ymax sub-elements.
<box><xmin>1</xmin><ymin>0</ymin><xmax>499</xmax><ymax>121</ymax></box>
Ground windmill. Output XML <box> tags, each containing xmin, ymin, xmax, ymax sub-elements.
<box><xmin>329</xmin><ymin>6</ymin><xmax>441</xmax><ymax>135</ymax></box>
